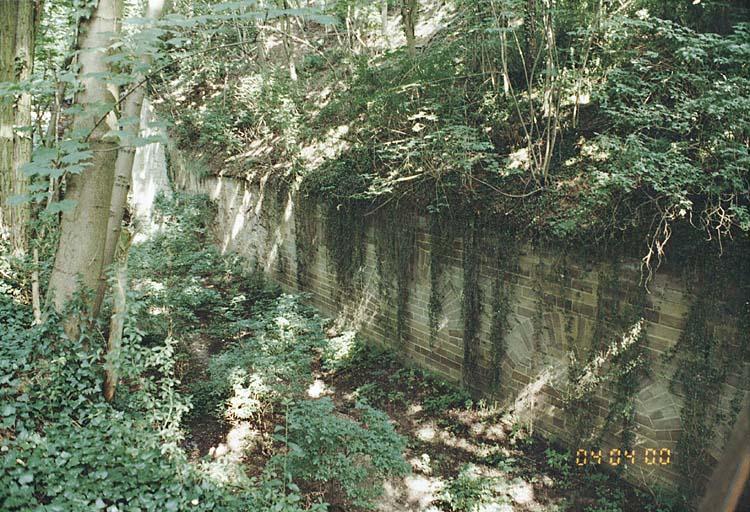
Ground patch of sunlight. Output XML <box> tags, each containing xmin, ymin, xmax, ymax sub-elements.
<box><xmin>468</xmin><ymin>421</ymin><xmax>506</xmax><ymax>443</ymax></box>
<box><xmin>407</xmin><ymin>403</ymin><xmax>423</xmax><ymax>416</ymax></box>
<box><xmin>333</xmin><ymin>283</ymin><xmax>378</xmax><ymax>333</ymax></box>
<box><xmin>378</xmin><ymin>474</ymin><xmax>445</xmax><ymax>512</ymax></box>
<box><xmin>226</xmin><ymin>368</ymin><xmax>270</xmax><ymax>422</ymax></box>
<box><xmin>507</xmin><ymin>147</ymin><xmax>529</xmax><ymax>170</ymax></box>
<box><xmin>264</xmin><ymin>34</ymin><xmax>282</xmax><ymax>53</ymax></box>
<box><xmin>581</xmin><ymin>139</ymin><xmax>610</xmax><ymax>162</ymax></box>
<box><xmin>147</xmin><ymin>305</ymin><xmax>168</xmax><ymax>316</ymax></box>
<box><xmin>230</xmin><ymin>207</ymin><xmax>245</xmax><ymax>240</ymax></box>
<box><xmin>326</xmin><ymin>330</ymin><xmax>358</xmax><ymax>364</ymax></box>
<box><xmin>507</xmin><ymin>479</ymin><xmax>535</xmax><ymax>505</ymax></box>
<box><xmin>307</xmin><ymin>379</ymin><xmax>329</xmax><ymax>398</ymax></box>
<box><xmin>409</xmin><ymin>453</ymin><xmax>433</xmax><ymax>475</ymax></box>
<box><xmin>567</xmin><ymin>92</ymin><xmax>591</xmax><ymax>105</ymax></box>
<box><xmin>199</xmin><ymin>458</ymin><xmax>249</xmax><ymax>486</ymax></box>
<box><xmin>413</xmin><ymin>420</ymin><xmax>491</xmax><ymax>458</ymax></box>
<box><xmin>416</xmin><ymin>425</ymin><xmax>436</xmax><ymax>442</ymax></box>
<box><xmin>212</xmin><ymin>178</ymin><xmax>224</xmax><ymax>200</ymax></box>
<box><xmin>299</xmin><ymin>124</ymin><xmax>351</xmax><ymax>170</ymax></box>
<box><xmin>570</xmin><ymin>319</ymin><xmax>644</xmax><ymax>400</ymax></box>
<box><xmin>512</xmin><ymin>365</ymin><xmax>564</xmax><ymax>415</ymax></box>
<box><xmin>226</xmin><ymin>422</ymin><xmax>259</xmax><ymax>453</ymax></box>
<box><xmin>479</xmin><ymin>504</ymin><xmax>513</xmax><ymax>512</ymax></box>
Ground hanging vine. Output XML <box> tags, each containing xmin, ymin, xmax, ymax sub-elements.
<box><xmin>484</xmin><ymin>228</ymin><xmax>520</xmax><ymax>393</ymax></box>
<box><xmin>373</xmin><ymin>204</ymin><xmax>417</xmax><ymax>346</ymax></box>
<box><xmin>667</xmin><ymin>248</ymin><xmax>750</xmax><ymax>502</ymax></box>
<box><xmin>293</xmin><ymin>188</ymin><xmax>318</xmax><ymax>290</ymax></box>
<box><xmin>461</xmin><ymin>214</ymin><xmax>482</xmax><ymax>390</ymax></box>
<box><xmin>322</xmin><ymin>200</ymin><xmax>366</xmax><ymax>299</ymax></box>
<box><xmin>428</xmin><ymin>210</ymin><xmax>457</xmax><ymax>344</ymax></box>
<box><xmin>564</xmin><ymin>260</ymin><xmax>649</xmax><ymax>448</ymax></box>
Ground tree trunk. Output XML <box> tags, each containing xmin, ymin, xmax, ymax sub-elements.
<box><xmin>94</xmin><ymin>0</ymin><xmax>167</xmax><ymax>316</ymax></box>
<box><xmin>381</xmin><ymin>0</ymin><xmax>388</xmax><ymax>41</ymax></box>
<box><xmin>401</xmin><ymin>0</ymin><xmax>418</xmax><ymax>57</ymax></box>
<box><xmin>47</xmin><ymin>0</ymin><xmax>122</xmax><ymax>334</ymax></box>
<box><xmin>103</xmin><ymin>259</ymin><xmax>127</xmax><ymax>402</ymax></box>
<box><xmin>1</xmin><ymin>0</ymin><xmax>40</xmax><ymax>254</ymax></box>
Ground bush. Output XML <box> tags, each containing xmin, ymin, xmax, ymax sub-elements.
<box><xmin>272</xmin><ymin>398</ymin><xmax>410</xmax><ymax>509</ymax></box>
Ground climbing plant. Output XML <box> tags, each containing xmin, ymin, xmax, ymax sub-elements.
<box><xmin>564</xmin><ymin>259</ymin><xmax>649</xmax><ymax>449</ymax></box>
<box><xmin>667</xmin><ymin>246</ymin><xmax>750</xmax><ymax>502</ymax></box>
<box><xmin>321</xmin><ymin>199</ymin><xmax>366</xmax><ymax>299</ymax></box>
<box><xmin>461</xmin><ymin>214</ymin><xmax>482</xmax><ymax>391</ymax></box>
<box><xmin>483</xmin><ymin>228</ymin><xmax>520</xmax><ymax>393</ymax></box>
<box><xmin>373</xmin><ymin>203</ymin><xmax>417</xmax><ymax>346</ymax></box>
<box><xmin>293</xmin><ymin>187</ymin><xmax>318</xmax><ymax>290</ymax></box>
<box><xmin>427</xmin><ymin>209</ymin><xmax>458</xmax><ymax>343</ymax></box>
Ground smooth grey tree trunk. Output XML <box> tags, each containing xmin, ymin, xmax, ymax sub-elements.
<box><xmin>48</xmin><ymin>0</ymin><xmax>122</xmax><ymax>334</ymax></box>
<box><xmin>94</xmin><ymin>0</ymin><xmax>167</xmax><ymax>315</ymax></box>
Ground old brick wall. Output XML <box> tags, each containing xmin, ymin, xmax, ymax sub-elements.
<box><xmin>171</xmin><ymin>158</ymin><xmax>747</xmax><ymax>491</ymax></box>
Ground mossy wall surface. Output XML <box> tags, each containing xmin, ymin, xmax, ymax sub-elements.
<box><xmin>171</xmin><ymin>155</ymin><xmax>749</xmax><ymax>495</ymax></box>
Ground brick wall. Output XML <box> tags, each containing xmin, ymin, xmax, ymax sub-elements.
<box><xmin>171</xmin><ymin>157</ymin><xmax>748</xmax><ymax>491</ymax></box>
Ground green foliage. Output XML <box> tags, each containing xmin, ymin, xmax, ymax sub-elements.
<box><xmin>130</xmin><ymin>192</ymin><xmax>278</xmax><ymax>339</ymax></box>
<box><xmin>198</xmin><ymin>294</ymin><xmax>327</xmax><ymax>421</ymax></box>
<box><xmin>568</xmin><ymin>20</ymin><xmax>750</xmax><ymax>243</ymax></box>
<box><xmin>321</xmin><ymin>200</ymin><xmax>366</xmax><ymax>296</ymax></box>
<box><xmin>544</xmin><ymin>447</ymin><xmax>572</xmax><ymax>482</ymax></box>
<box><xmin>271</xmin><ymin>397</ymin><xmax>409</xmax><ymax>509</ymax></box>
<box><xmin>372</xmin><ymin>204</ymin><xmax>417</xmax><ymax>345</ymax></box>
<box><xmin>438</xmin><ymin>464</ymin><xmax>501</xmax><ymax>512</ymax></box>
<box><xmin>461</xmin><ymin>215</ymin><xmax>482</xmax><ymax>390</ymax></box>
<box><xmin>0</xmin><ymin>301</ymin><xmax>244</xmax><ymax>511</ymax></box>
<box><xmin>666</xmin><ymin>250</ymin><xmax>750</xmax><ymax>502</ymax></box>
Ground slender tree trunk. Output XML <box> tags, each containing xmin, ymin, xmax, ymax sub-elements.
<box><xmin>94</xmin><ymin>0</ymin><xmax>167</xmax><ymax>315</ymax></box>
<box><xmin>381</xmin><ymin>0</ymin><xmax>388</xmax><ymax>41</ymax></box>
<box><xmin>0</xmin><ymin>1</ymin><xmax>18</xmax><ymax>245</ymax></box>
<box><xmin>47</xmin><ymin>0</ymin><xmax>122</xmax><ymax>334</ymax></box>
<box><xmin>401</xmin><ymin>0</ymin><xmax>418</xmax><ymax>57</ymax></box>
<box><xmin>1</xmin><ymin>0</ymin><xmax>40</xmax><ymax>254</ymax></box>
<box><xmin>103</xmin><ymin>258</ymin><xmax>127</xmax><ymax>402</ymax></box>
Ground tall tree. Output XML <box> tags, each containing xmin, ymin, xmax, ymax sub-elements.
<box><xmin>93</xmin><ymin>0</ymin><xmax>168</xmax><ymax>316</ymax></box>
<box><xmin>401</xmin><ymin>0</ymin><xmax>418</xmax><ymax>57</ymax></box>
<box><xmin>47</xmin><ymin>0</ymin><xmax>122</xmax><ymax>333</ymax></box>
<box><xmin>0</xmin><ymin>0</ymin><xmax>42</xmax><ymax>255</ymax></box>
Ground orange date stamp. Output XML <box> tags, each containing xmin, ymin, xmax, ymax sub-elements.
<box><xmin>575</xmin><ymin>448</ymin><xmax>672</xmax><ymax>466</ymax></box>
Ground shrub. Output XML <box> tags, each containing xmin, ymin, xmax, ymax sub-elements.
<box><xmin>272</xmin><ymin>398</ymin><xmax>410</xmax><ymax>509</ymax></box>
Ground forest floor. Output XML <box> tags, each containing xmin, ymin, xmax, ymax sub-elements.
<box><xmin>179</xmin><ymin>324</ymin><xmax>665</xmax><ymax>512</ymax></box>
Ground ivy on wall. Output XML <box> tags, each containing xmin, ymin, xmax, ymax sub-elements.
<box><xmin>461</xmin><ymin>214</ymin><xmax>482</xmax><ymax>391</ymax></box>
<box><xmin>561</xmin><ymin>259</ymin><xmax>649</xmax><ymax>450</ymax></box>
<box><xmin>294</xmin><ymin>189</ymin><xmax>318</xmax><ymax>290</ymax></box>
<box><xmin>667</xmin><ymin>247</ymin><xmax>750</xmax><ymax>502</ymax></box>
<box><xmin>484</xmin><ymin>229</ymin><xmax>520</xmax><ymax>393</ymax></box>
<box><xmin>322</xmin><ymin>200</ymin><xmax>367</xmax><ymax>299</ymax></box>
<box><xmin>428</xmin><ymin>211</ymin><xmax>457</xmax><ymax>344</ymax></box>
<box><xmin>373</xmin><ymin>204</ymin><xmax>417</xmax><ymax>346</ymax></box>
